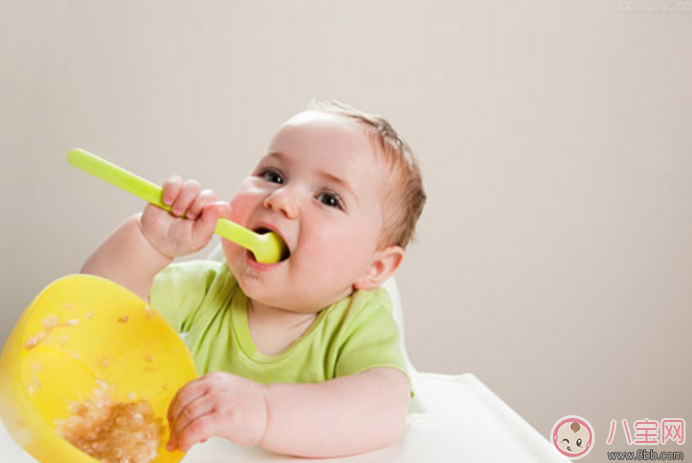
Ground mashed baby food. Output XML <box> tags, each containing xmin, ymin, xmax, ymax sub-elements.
<box><xmin>56</xmin><ymin>381</ymin><xmax>164</xmax><ymax>463</ymax></box>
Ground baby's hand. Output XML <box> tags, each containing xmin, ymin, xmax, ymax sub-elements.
<box><xmin>140</xmin><ymin>177</ymin><xmax>230</xmax><ymax>259</ymax></box>
<box><xmin>166</xmin><ymin>372</ymin><xmax>268</xmax><ymax>452</ymax></box>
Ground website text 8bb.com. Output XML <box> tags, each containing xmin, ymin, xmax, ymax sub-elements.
<box><xmin>608</xmin><ymin>449</ymin><xmax>684</xmax><ymax>460</ymax></box>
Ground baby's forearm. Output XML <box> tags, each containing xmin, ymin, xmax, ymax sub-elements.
<box><xmin>81</xmin><ymin>214</ymin><xmax>172</xmax><ymax>300</ymax></box>
<box><xmin>260</xmin><ymin>367</ymin><xmax>410</xmax><ymax>458</ymax></box>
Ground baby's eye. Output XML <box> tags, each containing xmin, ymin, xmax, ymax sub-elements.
<box><xmin>316</xmin><ymin>192</ymin><xmax>343</xmax><ymax>209</ymax></box>
<box><xmin>576</xmin><ymin>438</ymin><xmax>582</xmax><ymax>447</ymax></box>
<box><xmin>260</xmin><ymin>169</ymin><xmax>283</xmax><ymax>184</ymax></box>
<box><xmin>561</xmin><ymin>439</ymin><xmax>570</xmax><ymax>443</ymax></box>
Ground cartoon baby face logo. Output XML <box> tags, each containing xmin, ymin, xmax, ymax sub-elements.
<box><xmin>551</xmin><ymin>415</ymin><xmax>594</xmax><ymax>459</ymax></box>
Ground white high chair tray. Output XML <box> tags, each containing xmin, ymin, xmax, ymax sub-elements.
<box><xmin>0</xmin><ymin>373</ymin><xmax>567</xmax><ymax>463</ymax></box>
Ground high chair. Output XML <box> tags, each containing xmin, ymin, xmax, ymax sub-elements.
<box><xmin>0</xmin><ymin>246</ymin><xmax>569</xmax><ymax>463</ymax></box>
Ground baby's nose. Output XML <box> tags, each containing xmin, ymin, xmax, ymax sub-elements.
<box><xmin>263</xmin><ymin>189</ymin><xmax>300</xmax><ymax>219</ymax></box>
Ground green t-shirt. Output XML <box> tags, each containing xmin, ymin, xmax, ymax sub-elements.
<box><xmin>150</xmin><ymin>260</ymin><xmax>409</xmax><ymax>387</ymax></box>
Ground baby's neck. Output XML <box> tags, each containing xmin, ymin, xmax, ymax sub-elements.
<box><xmin>246</xmin><ymin>299</ymin><xmax>319</xmax><ymax>355</ymax></box>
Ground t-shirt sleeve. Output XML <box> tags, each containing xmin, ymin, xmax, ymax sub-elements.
<box><xmin>149</xmin><ymin>260</ymin><xmax>223</xmax><ymax>333</ymax></box>
<box><xmin>335</xmin><ymin>289</ymin><xmax>410</xmax><ymax>383</ymax></box>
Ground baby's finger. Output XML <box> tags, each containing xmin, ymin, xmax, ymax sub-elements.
<box><xmin>171</xmin><ymin>180</ymin><xmax>201</xmax><ymax>217</ymax></box>
<box><xmin>174</xmin><ymin>414</ymin><xmax>218</xmax><ymax>453</ymax></box>
<box><xmin>186</xmin><ymin>189</ymin><xmax>217</xmax><ymax>220</ymax></box>
<box><xmin>167</xmin><ymin>396</ymin><xmax>214</xmax><ymax>451</ymax></box>
<box><xmin>215</xmin><ymin>201</ymin><xmax>233</xmax><ymax>221</ymax></box>
<box><xmin>162</xmin><ymin>176</ymin><xmax>183</xmax><ymax>207</ymax></box>
<box><xmin>167</xmin><ymin>378</ymin><xmax>208</xmax><ymax>426</ymax></box>
<box><xmin>191</xmin><ymin>202</ymin><xmax>226</xmax><ymax>243</ymax></box>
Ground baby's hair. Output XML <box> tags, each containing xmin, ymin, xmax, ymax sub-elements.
<box><xmin>571</xmin><ymin>422</ymin><xmax>581</xmax><ymax>433</ymax></box>
<box><xmin>306</xmin><ymin>100</ymin><xmax>427</xmax><ymax>249</ymax></box>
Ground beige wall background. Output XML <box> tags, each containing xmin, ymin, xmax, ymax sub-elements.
<box><xmin>2</xmin><ymin>0</ymin><xmax>690</xmax><ymax>457</ymax></box>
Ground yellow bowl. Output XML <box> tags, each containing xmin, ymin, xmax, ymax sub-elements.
<box><xmin>0</xmin><ymin>274</ymin><xmax>198</xmax><ymax>463</ymax></box>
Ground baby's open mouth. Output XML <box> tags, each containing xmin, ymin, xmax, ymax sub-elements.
<box><xmin>254</xmin><ymin>227</ymin><xmax>291</xmax><ymax>262</ymax></box>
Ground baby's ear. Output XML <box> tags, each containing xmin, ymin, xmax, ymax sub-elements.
<box><xmin>354</xmin><ymin>246</ymin><xmax>404</xmax><ymax>291</ymax></box>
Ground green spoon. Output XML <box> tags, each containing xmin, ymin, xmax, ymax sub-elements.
<box><xmin>67</xmin><ymin>148</ymin><xmax>287</xmax><ymax>264</ymax></box>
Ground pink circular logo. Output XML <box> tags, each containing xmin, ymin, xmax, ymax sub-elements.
<box><xmin>551</xmin><ymin>415</ymin><xmax>594</xmax><ymax>459</ymax></box>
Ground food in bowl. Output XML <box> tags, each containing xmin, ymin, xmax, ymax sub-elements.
<box><xmin>56</xmin><ymin>380</ymin><xmax>164</xmax><ymax>463</ymax></box>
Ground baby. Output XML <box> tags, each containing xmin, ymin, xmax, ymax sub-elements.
<box><xmin>81</xmin><ymin>101</ymin><xmax>426</xmax><ymax>458</ymax></box>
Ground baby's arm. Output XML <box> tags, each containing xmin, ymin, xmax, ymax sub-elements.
<box><xmin>262</xmin><ymin>367</ymin><xmax>410</xmax><ymax>457</ymax></box>
<box><xmin>81</xmin><ymin>177</ymin><xmax>227</xmax><ymax>299</ymax></box>
<box><xmin>166</xmin><ymin>367</ymin><xmax>410</xmax><ymax>457</ymax></box>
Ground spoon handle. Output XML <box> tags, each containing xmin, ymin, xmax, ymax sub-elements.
<box><xmin>67</xmin><ymin>148</ymin><xmax>172</xmax><ymax>212</ymax></box>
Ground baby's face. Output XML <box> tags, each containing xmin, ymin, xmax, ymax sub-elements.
<box><xmin>555</xmin><ymin>421</ymin><xmax>591</xmax><ymax>455</ymax></box>
<box><xmin>223</xmin><ymin>110</ymin><xmax>390</xmax><ymax>313</ymax></box>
